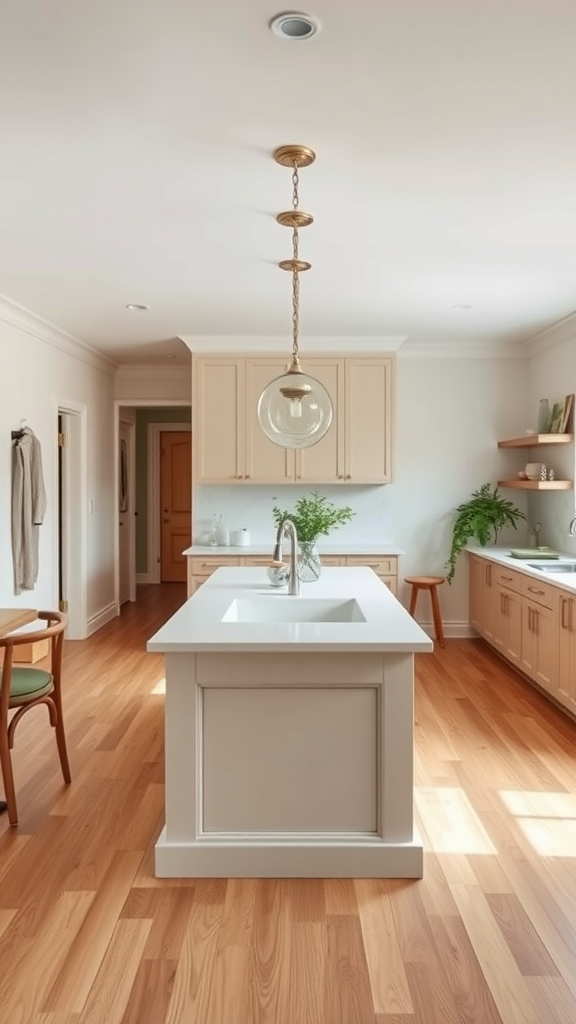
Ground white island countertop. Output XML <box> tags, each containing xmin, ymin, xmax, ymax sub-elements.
<box><xmin>148</xmin><ymin>566</ymin><xmax>432</xmax><ymax>654</ymax></box>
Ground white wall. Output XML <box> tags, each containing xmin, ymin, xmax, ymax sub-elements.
<box><xmin>115</xmin><ymin>364</ymin><xmax>192</xmax><ymax>403</ymax></box>
<box><xmin>195</xmin><ymin>351</ymin><xmax>531</xmax><ymax>633</ymax></box>
<box><xmin>0</xmin><ymin>299</ymin><xmax>116</xmax><ymax>629</ymax></box>
<box><xmin>527</xmin><ymin>328</ymin><xmax>576</xmax><ymax>556</ymax></box>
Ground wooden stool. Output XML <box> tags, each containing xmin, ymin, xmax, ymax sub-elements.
<box><xmin>404</xmin><ymin>576</ymin><xmax>445</xmax><ymax>648</ymax></box>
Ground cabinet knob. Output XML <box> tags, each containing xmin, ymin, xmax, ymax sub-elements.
<box><xmin>346</xmin><ymin>474</ymin><xmax>352</xmax><ymax>480</ymax></box>
<box><xmin>245</xmin><ymin>474</ymin><xmax>251</xmax><ymax>479</ymax></box>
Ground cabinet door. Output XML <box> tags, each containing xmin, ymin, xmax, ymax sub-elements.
<box><xmin>296</xmin><ymin>358</ymin><xmax>344</xmax><ymax>483</ymax></box>
<box><xmin>193</xmin><ymin>358</ymin><xmax>244</xmax><ymax>482</ymax></box>
<box><xmin>557</xmin><ymin>594</ymin><xmax>576</xmax><ymax>712</ymax></box>
<box><xmin>469</xmin><ymin>555</ymin><xmax>484</xmax><ymax>633</ymax></box>
<box><xmin>476</xmin><ymin>559</ymin><xmax>497</xmax><ymax>643</ymax></box>
<box><xmin>531</xmin><ymin>603</ymin><xmax>557</xmax><ymax>694</ymax></box>
<box><xmin>521</xmin><ymin>601</ymin><xmax>557</xmax><ymax>694</ymax></box>
<box><xmin>345</xmin><ymin>358</ymin><xmax>393</xmax><ymax>483</ymax></box>
<box><xmin>245</xmin><ymin>358</ymin><xmax>296</xmax><ymax>482</ymax></box>
<box><xmin>493</xmin><ymin>587</ymin><xmax>521</xmax><ymax>665</ymax></box>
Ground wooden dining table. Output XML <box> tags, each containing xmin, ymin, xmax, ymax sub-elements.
<box><xmin>0</xmin><ymin>608</ymin><xmax>37</xmax><ymax>813</ymax></box>
<box><xmin>0</xmin><ymin>607</ymin><xmax>37</xmax><ymax>637</ymax></box>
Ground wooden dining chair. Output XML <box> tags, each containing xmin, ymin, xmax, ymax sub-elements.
<box><xmin>0</xmin><ymin>610</ymin><xmax>70</xmax><ymax>825</ymax></box>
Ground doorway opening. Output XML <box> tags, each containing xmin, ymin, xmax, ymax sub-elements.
<box><xmin>114</xmin><ymin>403</ymin><xmax>191</xmax><ymax>602</ymax></box>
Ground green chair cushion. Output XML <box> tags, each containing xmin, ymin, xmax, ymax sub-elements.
<box><xmin>10</xmin><ymin>667</ymin><xmax>53</xmax><ymax>702</ymax></box>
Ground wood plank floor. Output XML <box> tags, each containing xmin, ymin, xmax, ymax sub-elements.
<box><xmin>2</xmin><ymin>584</ymin><xmax>576</xmax><ymax>1023</ymax></box>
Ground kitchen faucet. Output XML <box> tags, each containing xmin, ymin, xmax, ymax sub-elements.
<box><xmin>273</xmin><ymin>518</ymin><xmax>300</xmax><ymax>596</ymax></box>
<box><xmin>569</xmin><ymin>514</ymin><xmax>576</xmax><ymax>537</ymax></box>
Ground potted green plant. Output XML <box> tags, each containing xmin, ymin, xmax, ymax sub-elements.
<box><xmin>272</xmin><ymin>490</ymin><xmax>355</xmax><ymax>581</ymax></box>
<box><xmin>446</xmin><ymin>483</ymin><xmax>526</xmax><ymax>584</ymax></box>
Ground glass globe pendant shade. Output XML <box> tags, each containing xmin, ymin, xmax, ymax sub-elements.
<box><xmin>257</xmin><ymin>363</ymin><xmax>333</xmax><ymax>449</ymax></box>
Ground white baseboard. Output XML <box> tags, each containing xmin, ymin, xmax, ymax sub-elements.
<box><xmin>416</xmin><ymin>619</ymin><xmax>476</xmax><ymax>640</ymax></box>
<box><xmin>87</xmin><ymin>602</ymin><xmax>117</xmax><ymax>636</ymax></box>
<box><xmin>136</xmin><ymin>573</ymin><xmax>152</xmax><ymax>585</ymax></box>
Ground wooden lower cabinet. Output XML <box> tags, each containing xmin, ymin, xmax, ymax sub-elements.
<box><xmin>187</xmin><ymin>553</ymin><xmax>398</xmax><ymax>598</ymax></box>
<box><xmin>492</xmin><ymin>586</ymin><xmax>522</xmax><ymax>666</ymax></box>
<box><xmin>469</xmin><ymin>555</ymin><xmax>572</xmax><ymax>715</ymax></box>
<box><xmin>470</xmin><ymin>556</ymin><xmax>496</xmax><ymax>643</ymax></box>
<box><xmin>557</xmin><ymin>593</ymin><xmax>576</xmax><ymax>713</ymax></box>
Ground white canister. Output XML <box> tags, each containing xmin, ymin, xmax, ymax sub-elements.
<box><xmin>231</xmin><ymin>528</ymin><xmax>250</xmax><ymax>547</ymax></box>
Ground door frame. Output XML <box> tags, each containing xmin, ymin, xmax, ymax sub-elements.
<box><xmin>118</xmin><ymin>416</ymin><xmax>136</xmax><ymax>604</ymax></box>
<box><xmin>148</xmin><ymin>422</ymin><xmax>192</xmax><ymax>584</ymax></box>
<box><xmin>55</xmin><ymin>399</ymin><xmax>88</xmax><ymax>639</ymax></box>
<box><xmin>113</xmin><ymin>400</ymin><xmax>191</xmax><ymax>602</ymax></box>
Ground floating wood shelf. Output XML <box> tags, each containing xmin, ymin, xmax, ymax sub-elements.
<box><xmin>498</xmin><ymin>479</ymin><xmax>573</xmax><ymax>490</ymax></box>
<box><xmin>498</xmin><ymin>433</ymin><xmax>574</xmax><ymax>449</ymax></box>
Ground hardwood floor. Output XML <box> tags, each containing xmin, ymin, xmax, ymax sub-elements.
<box><xmin>2</xmin><ymin>583</ymin><xmax>576</xmax><ymax>1023</ymax></box>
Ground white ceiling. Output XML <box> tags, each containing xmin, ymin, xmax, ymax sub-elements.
<box><xmin>2</xmin><ymin>0</ymin><xmax>576</xmax><ymax>365</ymax></box>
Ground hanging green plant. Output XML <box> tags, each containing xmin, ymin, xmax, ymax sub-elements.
<box><xmin>446</xmin><ymin>483</ymin><xmax>526</xmax><ymax>584</ymax></box>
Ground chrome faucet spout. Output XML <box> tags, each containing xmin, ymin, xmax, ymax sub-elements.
<box><xmin>569</xmin><ymin>514</ymin><xmax>576</xmax><ymax>537</ymax></box>
<box><xmin>274</xmin><ymin>518</ymin><xmax>300</xmax><ymax>595</ymax></box>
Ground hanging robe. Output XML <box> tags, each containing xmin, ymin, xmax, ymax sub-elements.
<box><xmin>11</xmin><ymin>427</ymin><xmax>47</xmax><ymax>594</ymax></box>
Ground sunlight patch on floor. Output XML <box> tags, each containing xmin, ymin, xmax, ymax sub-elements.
<box><xmin>416</xmin><ymin>787</ymin><xmax>497</xmax><ymax>854</ymax></box>
<box><xmin>151</xmin><ymin>677</ymin><xmax>165</xmax><ymax>695</ymax></box>
<box><xmin>499</xmin><ymin>790</ymin><xmax>576</xmax><ymax>857</ymax></box>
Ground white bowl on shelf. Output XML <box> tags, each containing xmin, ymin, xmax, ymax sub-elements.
<box><xmin>525</xmin><ymin>462</ymin><xmax>543</xmax><ymax>480</ymax></box>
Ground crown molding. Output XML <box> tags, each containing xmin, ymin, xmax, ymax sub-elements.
<box><xmin>178</xmin><ymin>334</ymin><xmax>409</xmax><ymax>354</ymax></box>
<box><xmin>523</xmin><ymin>309</ymin><xmax>576</xmax><ymax>357</ymax></box>
<box><xmin>385</xmin><ymin>338</ymin><xmax>526</xmax><ymax>359</ymax></box>
<box><xmin>0</xmin><ymin>293</ymin><xmax>116</xmax><ymax>373</ymax></box>
<box><xmin>115</xmin><ymin>363</ymin><xmax>190</xmax><ymax>379</ymax></box>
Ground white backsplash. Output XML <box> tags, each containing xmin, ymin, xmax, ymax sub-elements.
<box><xmin>194</xmin><ymin>485</ymin><xmax>395</xmax><ymax>546</ymax></box>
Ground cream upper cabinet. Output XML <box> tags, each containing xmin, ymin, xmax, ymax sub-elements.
<box><xmin>194</xmin><ymin>357</ymin><xmax>244</xmax><ymax>483</ymax></box>
<box><xmin>345</xmin><ymin>357</ymin><xmax>393</xmax><ymax>483</ymax></box>
<box><xmin>296</xmin><ymin>358</ymin><xmax>344</xmax><ymax>483</ymax></box>
<box><xmin>245</xmin><ymin>357</ymin><xmax>295</xmax><ymax>483</ymax></box>
<box><xmin>193</xmin><ymin>354</ymin><xmax>394</xmax><ymax>485</ymax></box>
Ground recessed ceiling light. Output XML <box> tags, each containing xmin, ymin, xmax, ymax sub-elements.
<box><xmin>451</xmin><ymin>303</ymin><xmax>472</xmax><ymax>310</ymax></box>
<box><xmin>125</xmin><ymin>303</ymin><xmax>150</xmax><ymax>311</ymax></box>
<box><xmin>270</xmin><ymin>11</ymin><xmax>320</xmax><ymax>39</ymax></box>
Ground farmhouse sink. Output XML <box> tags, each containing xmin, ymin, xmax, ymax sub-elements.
<box><xmin>221</xmin><ymin>597</ymin><xmax>367</xmax><ymax>623</ymax></box>
<box><xmin>528</xmin><ymin>563</ymin><xmax>576</xmax><ymax>574</ymax></box>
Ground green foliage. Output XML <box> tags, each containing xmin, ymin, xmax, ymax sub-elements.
<box><xmin>446</xmin><ymin>483</ymin><xmax>526</xmax><ymax>584</ymax></box>
<box><xmin>272</xmin><ymin>490</ymin><xmax>356</xmax><ymax>543</ymax></box>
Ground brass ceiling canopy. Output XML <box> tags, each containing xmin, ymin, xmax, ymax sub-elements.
<box><xmin>256</xmin><ymin>144</ymin><xmax>333</xmax><ymax>449</ymax></box>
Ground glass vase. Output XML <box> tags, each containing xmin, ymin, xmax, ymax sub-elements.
<box><xmin>297</xmin><ymin>541</ymin><xmax>322</xmax><ymax>582</ymax></box>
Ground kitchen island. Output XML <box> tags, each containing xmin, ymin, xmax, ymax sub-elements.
<box><xmin>147</xmin><ymin>567</ymin><xmax>432</xmax><ymax>878</ymax></box>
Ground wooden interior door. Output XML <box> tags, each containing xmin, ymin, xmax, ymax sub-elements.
<box><xmin>160</xmin><ymin>431</ymin><xmax>192</xmax><ymax>582</ymax></box>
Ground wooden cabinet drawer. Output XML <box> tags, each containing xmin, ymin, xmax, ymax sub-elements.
<box><xmin>190</xmin><ymin>556</ymin><xmax>242</xmax><ymax>573</ymax></box>
<box><xmin>522</xmin><ymin>575</ymin><xmax>556</xmax><ymax>609</ymax></box>
<box><xmin>320</xmin><ymin>556</ymin><xmax>345</xmax><ymax>566</ymax></box>
<box><xmin>344</xmin><ymin>556</ymin><xmax>398</xmax><ymax>575</ymax></box>
<box><xmin>493</xmin><ymin>566</ymin><xmax>524</xmax><ymax>594</ymax></box>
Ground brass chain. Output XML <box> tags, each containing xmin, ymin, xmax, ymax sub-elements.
<box><xmin>291</xmin><ymin>162</ymin><xmax>300</xmax><ymax>360</ymax></box>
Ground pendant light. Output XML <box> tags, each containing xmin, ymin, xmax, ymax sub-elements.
<box><xmin>257</xmin><ymin>145</ymin><xmax>333</xmax><ymax>449</ymax></box>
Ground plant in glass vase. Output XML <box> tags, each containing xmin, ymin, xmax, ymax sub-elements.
<box><xmin>272</xmin><ymin>491</ymin><xmax>355</xmax><ymax>582</ymax></box>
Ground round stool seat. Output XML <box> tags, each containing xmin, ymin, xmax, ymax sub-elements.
<box><xmin>404</xmin><ymin>575</ymin><xmax>445</xmax><ymax>587</ymax></box>
<box><xmin>404</xmin><ymin>576</ymin><xmax>446</xmax><ymax>647</ymax></box>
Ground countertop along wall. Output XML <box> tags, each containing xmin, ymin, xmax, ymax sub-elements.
<box><xmin>193</xmin><ymin>348</ymin><xmax>531</xmax><ymax>636</ymax></box>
